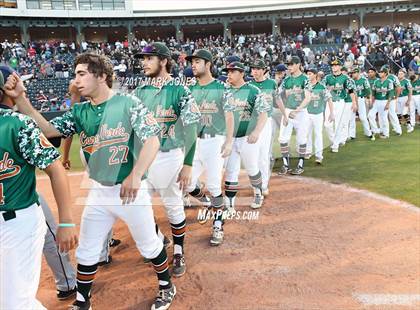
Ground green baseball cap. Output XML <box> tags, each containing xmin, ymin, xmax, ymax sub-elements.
<box><xmin>330</xmin><ymin>59</ymin><xmax>342</xmax><ymax>66</ymax></box>
<box><xmin>379</xmin><ymin>65</ymin><xmax>389</xmax><ymax>74</ymax></box>
<box><xmin>222</xmin><ymin>61</ymin><xmax>245</xmax><ymax>72</ymax></box>
<box><xmin>286</xmin><ymin>56</ymin><xmax>301</xmax><ymax>65</ymax></box>
<box><xmin>250</xmin><ymin>59</ymin><xmax>267</xmax><ymax>69</ymax></box>
<box><xmin>135</xmin><ymin>42</ymin><xmax>171</xmax><ymax>58</ymax></box>
<box><xmin>305</xmin><ymin>66</ymin><xmax>318</xmax><ymax>74</ymax></box>
<box><xmin>351</xmin><ymin>67</ymin><xmax>360</xmax><ymax>74</ymax></box>
<box><xmin>185</xmin><ymin>49</ymin><xmax>213</xmax><ymax>63</ymax></box>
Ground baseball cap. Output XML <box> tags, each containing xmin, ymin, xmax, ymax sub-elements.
<box><xmin>286</xmin><ymin>56</ymin><xmax>301</xmax><ymax>65</ymax></box>
<box><xmin>379</xmin><ymin>65</ymin><xmax>389</xmax><ymax>73</ymax></box>
<box><xmin>305</xmin><ymin>66</ymin><xmax>318</xmax><ymax>74</ymax></box>
<box><xmin>222</xmin><ymin>61</ymin><xmax>245</xmax><ymax>72</ymax></box>
<box><xmin>226</xmin><ymin>55</ymin><xmax>241</xmax><ymax>64</ymax></box>
<box><xmin>330</xmin><ymin>59</ymin><xmax>342</xmax><ymax>66</ymax></box>
<box><xmin>185</xmin><ymin>49</ymin><xmax>213</xmax><ymax>63</ymax></box>
<box><xmin>274</xmin><ymin>64</ymin><xmax>287</xmax><ymax>72</ymax></box>
<box><xmin>351</xmin><ymin>67</ymin><xmax>360</xmax><ymax>74</ymax></box>
<box><xmin>367</xmin><ymin>67</ymin><xmax>377</xmax><ymax>72</ymax></box>
<box><xmin>249</xmin><ymin>59</ymin><xmax>266</xmax><ymax>69</ymax></box>
<box><xmin>135</xmin><ymin>42</ymin><xmax>171</xmax><ymax>58</ymax></box>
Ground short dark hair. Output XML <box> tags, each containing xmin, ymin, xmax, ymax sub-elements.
<box><xmin>75</xmin><ymin>53</ymin><xmax>114</xmax><ymax>88</ymax></box>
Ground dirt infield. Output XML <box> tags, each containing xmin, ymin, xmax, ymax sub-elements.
<box><xmin>36</xmin><ymin>173</ymin><xmax>420</xmax><ymax>309</ymax></box>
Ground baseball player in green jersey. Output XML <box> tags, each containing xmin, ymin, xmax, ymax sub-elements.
<box><xmin>367</xmin><ymin>67</ymin><xmax>378</xmax><ymax>88</ymax></box>
<box><xmin>184</xmin><ymin>49</ymin><xmax>235</xmax><ymax>245</ymax></box>
<box><xmin>340</xmin><ymin>66</ymin><xmax>357</xmax><ymax>142</ymax></box>
<box><xmin>223</xmin><ymin>61</ymin><xmax>270</xmax><ymax>210</ymax></box>
<box><xmin>324</xmin><ymin>59</ymin><xmax>357</xmax><ymax>152</ymax></box>
<box><xmin>411</xmin><ymin>73</ymin><xmax>420</xmax><ymax>127</ymax></box>
<box><xmin>135</xmin><ymin>42</ymin><xmax>201</xmax><ymax>277</ymax></box>
<box><xmin>1</xmin><ymin>67</ymin><xmax>78</xmax><ymax>309</ymax></box>
<box><xmin>397</xmin><ymin>69</ymin><xmax>414</xmax><ymax>133</ymax></box>
<box><xmin>350</xmin><ymin>67</ymin><xmax>374</xmax><ymax>140</ymax></box>
<box><xmin>276</xmin><ymin>56</ymin><xmax>310</xmax><ymax>175</ymax></box>
<box><xmin>11</xmin><ymin>53</ymin><xmax>175</xmax><ymax>310</ymax></box>
<box><xmin>368</xmin><ymin>65</ymin><xmax>394</xmax><ymax>138</ymax></box>
<box><xmin>304</xmin><ymin>67</ymin><xmax>334</xmax><ymax>164</ymax></box>
<box><xmin>385</xmin><ymin>66</ymin><xmax>403</xmax><ymax>135</ymax></box>
<box><xmin>249</xmin><ymin>59</ymin><xmax>277</xmax><ymax>196</ymax></box>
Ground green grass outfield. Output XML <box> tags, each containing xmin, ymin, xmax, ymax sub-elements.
<box><xmin>62</xmin><ymin>124</ymin><xmax>420</xmax><ymax>206</ymax></box>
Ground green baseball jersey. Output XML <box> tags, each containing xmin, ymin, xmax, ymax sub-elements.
<box><xmin>387</xmin><ymin>74</ymin><xmax>400</xmax><ymax>99</ymax></box>
<box><xmin>225</xmin><ymin>83</ymin><xmax>270</xmax><ymax>137</ymax></box>
<box><xmin>135</xmin><ymin>80</ymin><xmax>201</xmax><ymax>151</ymax></box>
<box><xmin>368</xmin><ymin>77</ymin><xmax>378</xmax><ymax>89</ymax></box>
<box><xmin>306</xmin><ymin>82</ymin><xmax>332</xmax><ymax>115</ymax></box>
<box><xmin>412</xmin><ymin>78</ymin><xmax>420</xmax><ymax>96</ymax></box>
<box><xmin>372</xmin><ymin>78</ymin><xmax>394</xmax><ymax>100</ymax></box>
<box><xmin>277</xmin><ymin>74</ymin><xmax>309</xmax><ymax>110</ymax></box>
<box><xmin>50</xmin><ymin>93</ymin><xmax>161</xmax><ymax>185</ymax></box>
<box><xmin>325</xmin><ymin>73</ymin><xmax>355</xmax><ymax>102</ymax></box>
<box><xmin>0</xmin><ymin>108</ymin><xmax>60</xmax><ymax>211</ymax></box>
<box><xmin>399</xmin><ymin>78</ymin><xmax>412</xmax><ymax>97</ymax></box>
<box><xmin>189</xmin><ymin>79</ymin><xmax>234</xmax><ymax>137</ymax></box>
<box><xmin>249</xmin><ymin>78</ymin><xmax>277</xmax><ymax>116</ymax></box>
<box><xmin>354</xmin><ymin>77</ymin><xmax>371</xmax><ymax>98</ymax></box>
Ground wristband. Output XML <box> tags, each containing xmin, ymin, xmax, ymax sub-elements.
<box><xmin>58</xmin><ymin>223</ymin><xmax>76</xmax><ymax>228</ymax></box>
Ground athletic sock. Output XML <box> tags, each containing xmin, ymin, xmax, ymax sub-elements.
<box><xmin>170</xmin><ymin>219</ymin><xmax>186</xmax><ymax>255</ymax></box>
<box><xmin>76</xmin><ymin>263</ymin><xmax>98</xmax><ymax>303</ymax></box>
<box><xmin>151</xmin><ymin>247</ymin><xmax>172</xmax><ymax>290</ymax></box>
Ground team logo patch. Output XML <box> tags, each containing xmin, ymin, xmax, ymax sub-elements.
<box><xmin>0</xmin><ymin>152</ymin><xmax>22</xmax><ymax>181</ymax></box>
<box><xmin>40</xmin><ymin>133</ymin><xmax>54</xmax><ymax>149</ymax></box>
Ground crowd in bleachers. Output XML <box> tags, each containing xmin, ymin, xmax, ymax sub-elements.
<box><xmin>1</xmin><ymin>22</ymin><xmax>419</xmax><ymax>110</ymax></box>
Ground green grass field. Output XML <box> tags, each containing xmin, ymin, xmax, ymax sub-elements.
<box><xmin>63</xmin><ymin>124</ymin><xmax>420</xmax><ymax>206</ymax></box>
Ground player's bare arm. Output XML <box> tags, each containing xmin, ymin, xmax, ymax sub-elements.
<box><xmin>248</xmin><ymin>111</ymin><xmax>267</xmax><ymax>144</ymax></box>
<box><xmin>221</xmin><ymin>111</ymin><xmax>234</xmax><ymax>157</ymax></box>
<box><xmin>5</xmin><ymin>73</ymin><xmax>62</xmax><ymax>138</ymax></box>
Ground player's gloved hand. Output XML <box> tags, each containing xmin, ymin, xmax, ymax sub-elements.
<box><xmin>4</xmin><ymin>72</ymin><xmax>26</xmax><ymax>99</ymax></box>
<box><xmin>62</xmin><ymin>159</ymin><xmax>71</xmax><ymax>170</ymax></box>
<box><xmin>247</xmin><ymin>131</ymin><xmax>260</xmax><ymax>144</ymax></box>
<box><xmin>56</xmin><ymin>226</ymin><xmax>78</xmax><ymax>253</ymax></box>
<box><xmin>221</xmin><ymin>140</ymin><xmax>233</xmax><ymax>158</ymax></box>
<box><xmin>120</xmin><ymin>173</ymin><xmax>141</xmax><ymax>205</ymax></box>
<box><xmin>177</xmin><ymin>165</ymin><xmax>192</xmax><ymax>191</ymax></box>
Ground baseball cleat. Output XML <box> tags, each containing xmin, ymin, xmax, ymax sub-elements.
<box><xmin>379</xmin><ymin>134</ymin><xmax>389</xmax><ymax>139</ymax></box>
<box><xmin>69</xmin><ymin>300</ymin><xmax>91</xmax><ymax>310</ymax></box>
<box><xmin>151</xmin><ymin>284</ymin><xmax>176</xmax><ymax>310</ymax></box>
<box><xmin>57</xmin><ymin>287</ymin><xmax>77</xmax><ymax>301</ymax></box>
<box><xmin>315</xmin><ymin>158</ymin><xmax>323</xmax><ymax>165</ymax></box>
<box><xmin>262</xmin><ymin>189</ymin><xmax>269</xmax><ymax>197</ymax></box>
<box><xmin>369</xmin><ymin>134</ymin><xmax>376</xmax><ymax>141</ymax></box>
<box><xmin>407</xmin><ymin>124</ymin><xmax>414</xmax><ymax>133</ymax></box>
<box><xmin>250</xmin><ymin>193</ymin><xmax>264</xmax><ymax>209</ymax></box>
<box><xmin>304</xmin><ymin>154</ymin><xmax>311</xmax><ymax>160</ymax></box>
<box><xmin>277</xmin><ymin>165</ymin><xmax>290</xmax><ymax>175</ymax></box>
<box><xmin>172</xmin><ymin>254</ymin><xmax>186</xmax><ymax>277</ymax></box>
<box><xmin>291</xmin><ymin>167</ymin><xmax>304</xmax><ymax>175</ymax></box>
<box><xmin>109</xmin><ymin>238</ymin><xmax>121</xmax><ymax>248</ymax></box>
<box><xmin>331</xmin><ymin>147</ymin><xmax>338</xmax><ymax>153</ymax></box>
<box><xmin>182</xmin><ymin>194</ymin><xmax>193</xmax><ymax>208</ymax></box>
<box><xmin>210</xmin><ymin>227</ymin><xmax>224</xmax><ymax>246</ymax></box>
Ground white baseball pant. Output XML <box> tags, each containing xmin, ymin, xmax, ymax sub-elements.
<box><xmin>368</xmin><ymin>99</ymin><xmax>390</xmax><ymax>137</ymax></box>
<box><xmin>76</xmin><ymin>180</ymin><xmax>163</xmax><ymax>265</ymax></box>
<box><xmin>324</xmin><ymin>99</ymin><xmax>349</xmax><ymax>148</ymax></box>
<box><xmin>225</xmin><ymin>136</ymin><xmax>261</xmax><ymax>183</ymax></box>
<box><xmin>185</xmin><ymin>135</ymin><xmax>225</xmax><ymax>197</ymax></box>
<box><xmin>349</xmin><ymin>97</ymin><xmax>372</xmax><ymax>138</ymax></box>
<box><xmin>278</xmin><ymin>108</ymin><xmax>309</xmax><ymax>146</ymax></box>
<box><xmin>388</xmin><ymin>99</ymin><xmax>402</xmax><ymax>134</ymax></box>
<box><xmin>306</xmin><ymin>113</ymin><xmax>324</xmax><ymax>160</ymax></box>
<box><xmin>147</xmin><ymin>148</ymin><xmax>185</xmax><ymax>224</ymax></box>
<box><xmin>397</xmin><ymin>96</ymin><xmax>409</xmax><ymax>116</ymax></box>
<box><xmin>1</xmin><ymin>204</ymin><xmax>47</xmax><ymax>310</ymax></box>
<box><xmin>413</xmin><ymin>94</ymin><xmax>420</xmax><ymax>126</ymax></box>
<box><xmin>270</xmin><ymin>108</ymin><xmax>282</xmax><ymax>158</ymax></box>
<box><xmin>259</xmin><ymin>117</ymin><xmax>273</xmax><ymax>191</ymax></box>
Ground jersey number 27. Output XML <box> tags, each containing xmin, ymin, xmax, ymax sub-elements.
<box><xmin>109</xmin><ymin>146</ymin><xmax>129</xmax><ymax>165</ymax></box>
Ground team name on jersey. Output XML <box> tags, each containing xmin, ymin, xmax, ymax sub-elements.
<box><xmin>228</xmin><ymin>98</ymin><xmax>248</xmax><ymax>109</ymax></box>
<box><xmin>0</xmin><ymin>152</ymin><xmax>21</xmax><ymax>181</ymax></box>
<box><xmin>80</xmin><ymin>122</ymin><xmax>130</xmax><ymax>155</ymax></box>
<box><xmin>154</xmin><ymin>105</ymin><xmax>178</xmax><ymax>122</ymax></box>
<box><xmin>199</xmin><ymin>100</ymin><xmax>219</xmax><ymax>114</ymax></box>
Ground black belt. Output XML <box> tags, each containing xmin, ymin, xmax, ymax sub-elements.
<box><xmin>199</xmin><ymin>132</ymin><xmax>217</xmax><ymax>139</ymax></box>
<box><xmin>98</xmin><ymin>181</ymin><xmax>119</xmax><ymax>187</ymax></box>
<box><xmin>1</xmin><ymin>203</ymin><xmax>39</xmax><ymax>222</ymax></box>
